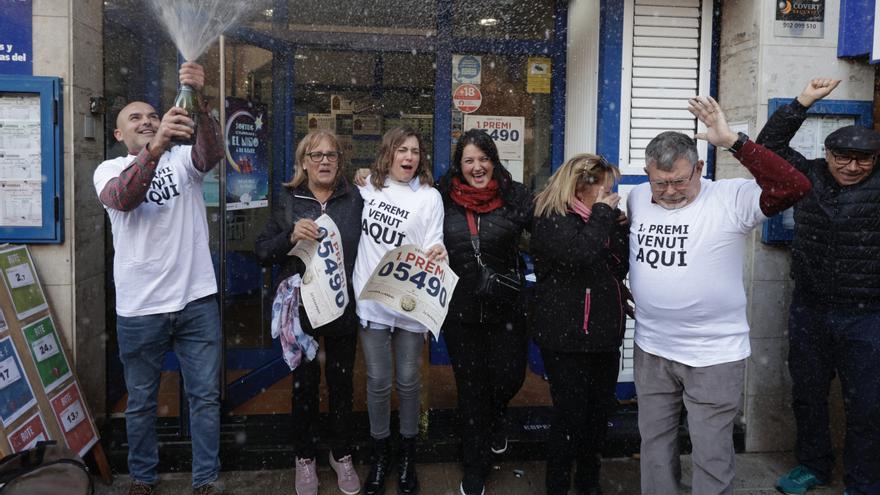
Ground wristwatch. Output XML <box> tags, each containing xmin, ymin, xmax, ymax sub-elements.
<box><xmin>727</xmin><ymin>132</ymin><xmax>749</xmax><ymax>153</ymax></box>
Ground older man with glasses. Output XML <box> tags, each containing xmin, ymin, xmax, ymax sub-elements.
<box><xmin>757</xmin><ymin>78</ymin><xmax>880</xmax><ymax>495</ymax></box>
<box><xmin>627</xmin><ymin>96</ymin><xmax>811</xmax><ymax>495</ymax></box>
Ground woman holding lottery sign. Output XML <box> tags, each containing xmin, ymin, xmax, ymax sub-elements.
<box><xmin>352</xmin><ymin>126</ymin><xmax>446</xmax><ymax>495</ymax></box>
<box><xmin>437</xmin><ymin>129</ymin><xmax>533</xmax><ymax>495</ymax></box>
<box><xmin>531</xmin><ymin>154</ymin><xmax>630</xmax><ymax>495</ymax></box>
<box><xmin>254</xmin><ymin>129</ymin><xmax>363</xmax><ymax>495</ymax></box>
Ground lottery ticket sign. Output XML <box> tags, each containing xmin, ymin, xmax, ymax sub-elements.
<box><xmin>49</xmin><ymin>382</ymin><xmax>97</xmax><ymax>457</ymax></box>
<box><xmin>0</xmin><ymin>336</ymin><xmax>36</xmax><ymax>427</ymax></box>
<box><xmin>289</xmin><ymin>215</ymin><xmax>348</xmax><ymax>328</ymax></box>
<box><xmin>7</xmin><ymin>411</ymin><xmax>47</xmax><ymax>453</ymax></box>
<box><xmin>0</xmin><ymin>245</ymin><xmax>48</xmax><ymax>320</ymax></box>
<box><xmin>22</xmin><ymin>316</ymin><xmax>71</xmax><ymax>393</ymax></box>
<box><xmin>359</xmin><ymin>244</ymin><xmax>459</xmax><ymax>339</ymax></box>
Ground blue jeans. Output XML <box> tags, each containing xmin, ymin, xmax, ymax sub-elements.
<box><xmin>788</xmin><ymin>294</ymin><xmax>880</xmax><ymax>495</ymax></box>
<box><xmin>117</xmin><ymin>296</ymin><xmax>221</xmax><ymax>488</ymax></box>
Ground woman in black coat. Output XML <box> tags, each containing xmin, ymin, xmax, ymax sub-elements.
<box><xmin>254</xmin><ymin>130</ymin><xmax>363</xmax><ymax>495</ymax></box>
<box><xmin>531</xmin><ymin>154</ymin><xmax>629</xmax><ymax>495</ymax></box>
<box><xmin>438</xmin><ymin>129</ymin><xmax>533</xmax><ymax>495</ymax></box>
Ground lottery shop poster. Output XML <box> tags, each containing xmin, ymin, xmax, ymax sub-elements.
<box><xmin>0</xmin><ymin>336</ymin><xmax>36</xmax><ymax>427</ymax></box>
<box><xmin>7</xmin><ymin>411</ymin><xmax>48</xmax><ymax>453</ymax></box>
<box><xmin>0</xmin><ymin>245</ymin><xmax>48</xmax><ymax>320</ymax></box>
<box><xmin>50</xmin><ymin>381</ymin><xmax>97</xmax><ymax>457</ymax></box>
<box><xmin>22</xmin><ymin>316</ymin><xmax>71</xmax><ymax>393</ymax></box>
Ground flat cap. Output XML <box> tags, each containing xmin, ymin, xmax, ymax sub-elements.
<box><xmin>824</xmin><ymin>125</ymin><xmax>880</xmax><ymax>153</ymax></box>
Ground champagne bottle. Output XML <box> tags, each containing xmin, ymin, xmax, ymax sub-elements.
<box><xmin>172</xmin><ymin>83</ymin><xmax>199</xmax><ymax>146</ymax></box>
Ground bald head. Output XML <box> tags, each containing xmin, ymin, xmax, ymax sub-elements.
<box><xmin>114</xmin><ymin>101</ymin><xmax>159</xmax><ymax>154</ymax></box>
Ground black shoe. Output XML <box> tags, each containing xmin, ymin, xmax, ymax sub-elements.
<box><xmin>460</xmin><ymin>471</ymin><xmax>486</xmax><ymax>495</ymax></box>
<box><xmin>364</xmin><ymin>437</ymin><xmax>392</xmax><ymax>495</ymax></box>
<box><xmin>397</xmin><ymin>435</ymin><xmax>419</xmax><ymax>495</ymax></box>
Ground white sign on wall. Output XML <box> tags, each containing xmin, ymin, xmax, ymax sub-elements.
<box><xmin>452</xmin><ymin>55</ymin><xmax>482</xmax><ymax>85</ymax></box>
<box><xmin>463</xmin><ymin>115</ymin><xmax>525</xmax><ymax>161</ymax></box>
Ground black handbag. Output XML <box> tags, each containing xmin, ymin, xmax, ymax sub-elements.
<box><xmin>467</xmin><ymin>210</ymin><xmax>522</xmax><ymax>298</ymax></box>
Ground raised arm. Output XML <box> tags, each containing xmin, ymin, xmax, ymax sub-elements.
<box><xmin>179</xmin><ymin>62</ymin><xmax>225</xmax><ymax>172</ymax></box>
<box><xmin>689</xmin><ymin>96</ymin><xmax>810</xmax><ymax>216</ymax></box>
<box><xmin>756</xmin><ymin>78</ymin><xmax>841</xmax><ymax>174</ymax></box>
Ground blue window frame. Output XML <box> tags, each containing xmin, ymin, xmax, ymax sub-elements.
<box><xmin>761</xmin><ymin>97</ymin><xmax>873</xmax><ymax>244</ymax></box>
<box><xmin>0</xmin><ymin>75</ymin><xmax>64</xmax><ymax>243</ymax></box>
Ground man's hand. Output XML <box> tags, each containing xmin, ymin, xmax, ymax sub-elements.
<box><xmin>290</xmin><ymin>218</ymin><xmax>321</xmax><ymax>244</ymax></box>
<box><xmin>179</xmin><ymin>62</ymin><xmax>205</xmax><ymax>93</ymax></box>
<box><xmin>796</xmin><ymin>78</ymin><xmax>840</xmax><ymax>108</ymax></box>
<box><xmin>147</xmin><ymin>107</ymin><xmax>195</xmax><ymax>160</ymax></box>
<box><xmin>689</xmin><ymin>96</ymin><xmax>738</xmax><ymax>149</ymax></box>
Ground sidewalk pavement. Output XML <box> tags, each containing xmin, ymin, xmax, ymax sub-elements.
<box><xmin>94</xmin><ymin>451</ymin><xmax>846</xmax><ymax>494</ymax></box>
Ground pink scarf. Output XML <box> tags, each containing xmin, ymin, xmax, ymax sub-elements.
<box><xmin>568</xmin><ymin>198</ymin><xmax>593</xmax><ymax>222</ymax></box>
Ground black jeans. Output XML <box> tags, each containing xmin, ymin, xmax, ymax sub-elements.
<box><xmin>291</xmin><ymin>332</ymin><xmax>357</xmax><ymax>460</ymax></box>
<box><xmin>788</xmin><ymin>294</ymin><xmax>880</xmax><ymax>495</ymax></box>
<box><xmin>541</xmin><ymin>348</ymin><xmax>620</xmax><ymax>495</ymax></box>
<box><xmin>443</xmin><ymin>317</ymin><xmax>528</xmax><ymax>476</ymax></box>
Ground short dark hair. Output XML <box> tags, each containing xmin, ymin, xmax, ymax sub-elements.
<box><xmin>439</xmin><ymin>129</ymin><xmax>513</xmax><ymax>201</ymax></box>
<box><xmin>645</xmin><ymin>131</ymin><xmax>699</xmax><ymax>171</ymax></box>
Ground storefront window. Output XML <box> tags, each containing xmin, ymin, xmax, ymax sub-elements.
<box><xmin>453</xmin><ymin>0</ymin><xmax>555</xmax><ymax>40</ymax></box>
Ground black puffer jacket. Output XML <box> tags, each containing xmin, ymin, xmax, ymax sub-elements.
<box><xmin>530</xmin><ymin>203</ymin><xmax>629</xmax><ymax>352</ymax></box>
<box><xmin>254</xmin><ymin>178</ymin><xmax>363</xmax><ymax>335</ymax></box>
<box><xmin>757</xmin><ymin>100</ymin><xmax>880</xmax><ymax>308</ymax></box>
<box><xmin>443</xmin><ymin>182</ymin><xmax>533</xmax><ymax>323</ymax></box>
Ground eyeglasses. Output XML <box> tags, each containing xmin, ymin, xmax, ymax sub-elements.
<box><xmin>830</xmin><ymin>151</ymin><xmax>875</xmax><ymax>167</ymax></box>
<box><xmin>648</xmin><ymin>165</ymin><xmax>697</xmax><ymax>190</ymax></box>
<box><xmin>307</xmin><ymin>151</ymin><xmax>340</xmax><ymax>163</ymax></box>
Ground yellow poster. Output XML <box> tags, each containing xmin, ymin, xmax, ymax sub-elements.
<box><xmin>527</xmin><ymin>57</ymin><xmax>552</xmax><ymax>94</ymax></box>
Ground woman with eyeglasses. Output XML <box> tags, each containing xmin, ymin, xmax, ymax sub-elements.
<box><xmin>531</xmin><ymin>154</ymin><xmax>630</xmax><ymax>495</ymax></box>
<box><xmin>353</xmin><ymin>126</ymin><xmax>446</xmax><ymax>495</ymax></box>
<box><xmin>255</xmin><ymin>129</ymin><xmax>363</xmax><ymax>495</ymax></box>
<box><xmin>437</xmin><ymin>129</ymin><xmax>533</xmax><ymax>495</ymax></box>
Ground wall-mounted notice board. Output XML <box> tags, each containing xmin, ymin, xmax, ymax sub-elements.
<box><xmin>0</xmin><ymin>75</ymin><xmax>63</xmax><ymax>244</ymax></box>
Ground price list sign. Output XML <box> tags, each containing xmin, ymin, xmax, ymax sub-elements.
<box><xmin>0</xmin><ymin>245</ymin><xmax>48</xmax><ymax>320</ymax></box>
<box><xmin>7</xmin><ymin>411</ymin><xmax>47</xmax><ymax>453</ymax></box>
<box><xmin>0</xmin><ymin>336</ymin><xmax>35</xmax><ymax>427</ymax></box>
<box><xmin>22</xmin><ymin>316</ymin><xmax>71</xmax><ymax>393</ymax></box>
<box><xmin>49</xmin><ymin>382</ymin><xmax>97</xmax><ymax>457</ymax></box>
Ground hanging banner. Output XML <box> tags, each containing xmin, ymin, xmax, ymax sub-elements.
<box><xmin>49</xmin><ymin>382</ymin><xmax>97</xmax><ymax>457</ymax></box>
<box><xmin>288</xmin><ymin>215</ymin><xmax>348</xmax><ymax>328</ymax></box>
<box><xmin>0</xmin><ymin>336</ymin><xmax>36</xmax><ymax>427</ymax></box>
<box><xmin>463</xmin><ymin>115</ymin><xmax>525</xmax><ymax>161</ymax></box>
<box><xmin>775</xmin><ymin>0</ymin><xmax>824</xmax><ymax>38</ymax></box>
<box><xmin>359</xmin><ymin>244</ymin><xmax>459</xmax><ymax>339</ymax></box>
<box><xmin>452</xmin><ymin>55</ymin><xmax>482</xmax><ymax>85</ymax></box>
<box><xmin>225</xmin><ymin>97</ymin><xmax>269</xmax><ymax>210</ymax></box>
<box><xmin>0</xmin><ymin>0</ymin><xmax>32</xmax><ymax>75</ymax></box>
<box><xmin>0</xmin><ymin>245</ymin><xmax>47</xmax><ymax>320</ymax></box>
<box><xmin>7</xmin><ymin>411</ymin><xmax>47</xmax><ymax>453</ymax></box>
<box><xmin>22</xmin><ymin>316</ymin><xmax>71</xmax><ymax>394</ymax></box>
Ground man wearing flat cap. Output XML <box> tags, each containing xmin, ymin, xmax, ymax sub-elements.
<box><xmin>757</xmin><ymin>78</ymin><xmax>880</xmax><ymax>495</ymax></box>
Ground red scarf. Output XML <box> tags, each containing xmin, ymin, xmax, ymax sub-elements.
<box><xmin>449</xmin><ymin>177</ymin><xmax>504</xmax><ymax>213</ymax></box>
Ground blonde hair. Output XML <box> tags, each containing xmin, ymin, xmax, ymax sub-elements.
<box><xmin>534</xmin><ymin>153</ymin><xmax>621</xmax><ymax>218</ymax></box>
<box><xmin>283</xmin><ymin>130</ymin><xmax>343</xmax><ymax>189</ymax></box>
<box><xmin>370</xmin><ymin>126</ymin><xmax>434</xmax><ymax>189</ymax></box>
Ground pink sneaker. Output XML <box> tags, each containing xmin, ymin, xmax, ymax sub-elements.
<box><xmin>295</xmin><ymin>457</ymin><xmax>318</xmax><ymax>495</ymax></box>
<box><xmin>329</xmin><ymin>452</ymin><xmax>361</xmax><ymax>495</ymax></box>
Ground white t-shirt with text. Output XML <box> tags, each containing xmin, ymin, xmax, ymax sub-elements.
<box><xmin>93</xmin><ymin>146</ymin><xmax>217</xmax><ymax>317</ymax></box>
<box><xmin>627</xmin><ymin>178</ymin><xmax>766</xmax><ymax>367</ymax></box>
<box><xmin>352</xmin><ymin>177</ymin><xmax>444</xmax><ymax>333</ymax></box>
